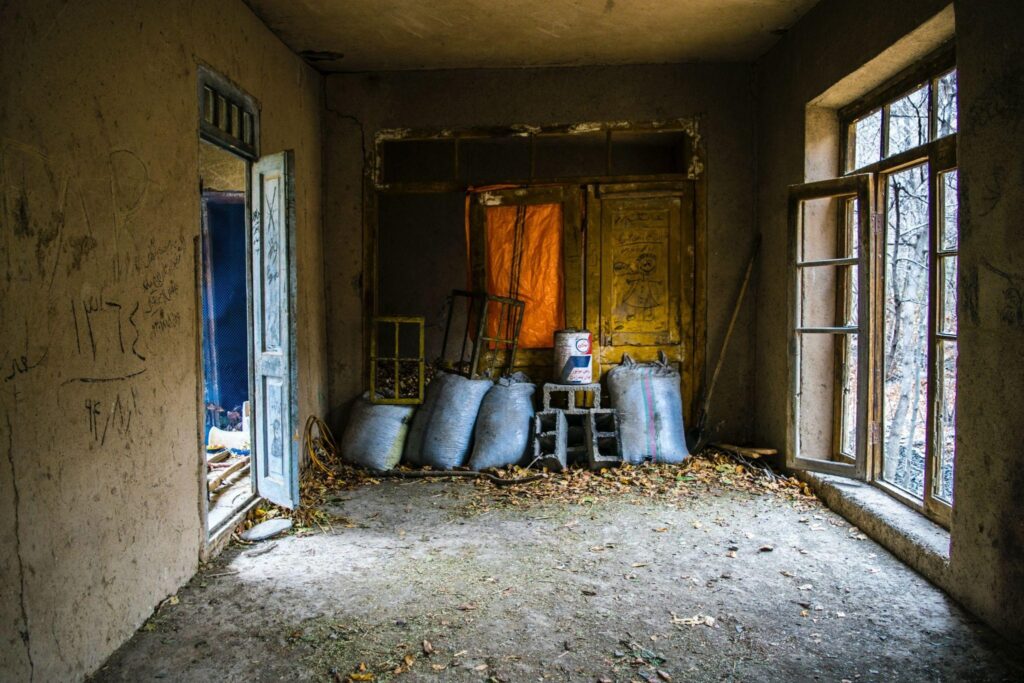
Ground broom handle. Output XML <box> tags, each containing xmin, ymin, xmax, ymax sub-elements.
<box><xmin>700</xmin><ymin>235</ymin><xmax>761</xmax><ymax>426</ymax></box>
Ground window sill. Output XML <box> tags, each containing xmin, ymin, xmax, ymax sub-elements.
<box><xmin>797</xmin><ymin>471</ymin><xmax>952</xmax><ymax>590</ymax></box>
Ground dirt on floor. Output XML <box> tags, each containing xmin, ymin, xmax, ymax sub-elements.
<box><xmin>92</xmin><ymin>458</ymin><xmax>1024</xmax><ymax>682</ymax></box>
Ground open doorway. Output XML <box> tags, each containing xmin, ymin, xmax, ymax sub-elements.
<box><xmin>197</xmin><ymin>69</ymin><xmax>301</xmax><ymax>545</ymax></box>
<box><xmin>199</xmin><ymin>140</ymin><xmax>256</xmax><ymax>533</ymax></box>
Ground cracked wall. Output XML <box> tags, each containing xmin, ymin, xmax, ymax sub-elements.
<box><xmin>0</xmin><ymin>0</ymin><xmax>325</xmax><ymax>679</ymax></box>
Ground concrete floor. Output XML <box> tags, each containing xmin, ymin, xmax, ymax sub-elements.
<box><xmin>93</xmin><ymin>477</ymin><xmax>1024</xmax><ymax>682</ymax></box>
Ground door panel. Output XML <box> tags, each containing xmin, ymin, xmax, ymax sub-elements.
<box><xmin>251</xmin><ymin>151</ymin><xmax>299</xmax><ymax>508</ymax></box>
<box><xmin>586</xmin><ymin>182</ymin><xmax>697</xmax><ymax>424</ymax></box>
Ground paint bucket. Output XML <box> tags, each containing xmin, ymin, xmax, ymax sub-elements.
<box><xmin>554</xmin><ymin>329</ymin><xmax>593</xmax><ymax>384</ymax></box>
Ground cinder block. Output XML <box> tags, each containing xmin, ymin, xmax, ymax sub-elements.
<box><xmin>532</xmin><ymin>410</ymin><xmax>567</xmax><ymax>471</ymax></box>
<box><xmin>585</xmin><ymin>409</ymin><xmax>622</xmax><ymax>470</ymax></box>
<box><xmin>542</xmin><ymin>382</ymin><xmax>601</xmax><ymax>413</ymax></box>
<box><xmin>565</xmin><ymin>412</ymin><xmax>587</xmax><ymax>466</ymax></box>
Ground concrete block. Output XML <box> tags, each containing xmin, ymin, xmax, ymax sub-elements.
<box><xmin>585</xmin><ymin>409</ymin><xmax>622</xmax><ymax>470</ymax></box>
<box><xmin>565</xmin><ymin>412</ymin><xmax>587</xmax><ymax>465</ymax></box>
<box><xmin>542</xmin><ymin>382</ymin><xmax>601</xmax><ymax>413</ymax></box>
<box><xmin>533</xmin><ymin>410</ymin><xmax>567</xmax><ymax>471</ymax></box>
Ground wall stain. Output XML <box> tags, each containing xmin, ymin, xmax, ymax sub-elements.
<box><xmin>962</xmin><ymin>262</ymin><xmax>980</xmax><ymax>326</ymax></box>
<box><xmin>67</xmin><ymin>235</ymin><xmax>98</xmax><ymax>272</ymax></box>
<box><xmin>982</xmin><ymin>258</ymin><xmax>1024</xmax><ymax>329</ymax></box>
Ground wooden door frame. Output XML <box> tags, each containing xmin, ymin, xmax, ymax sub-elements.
<box><xmin>363</xmin><ymin>120</ymin><xmax>707</xmax><ymax>404</ymax></box>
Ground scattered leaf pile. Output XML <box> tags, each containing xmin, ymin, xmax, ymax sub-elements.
<box><xmin>455</xmin><ymin>448</ymin><xmax>815</xmax><ymax>511</ymax></box>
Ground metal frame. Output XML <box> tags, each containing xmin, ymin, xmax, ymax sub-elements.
<box><xmin>472</xmin><ymin>294</ymin><xmax>526</xmax><ymax>379</ymax></box>
<box><xmin>439</xmin><ymin>290</ymin><xmax>525</xmax><ymax>379</ymax></box>
<box><xmin>369</xmin><ymin>316</ymin><xmax>426</xmax><ymax>404</ymax></box>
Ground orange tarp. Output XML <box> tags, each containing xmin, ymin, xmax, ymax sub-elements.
<box><xmin>484</xmin><ymin>203</ymin><xmax>564</xmax><ymax>349</ymax></box>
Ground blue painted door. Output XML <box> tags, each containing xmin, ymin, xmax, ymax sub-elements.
<box><xmin>251</xmin><ymin>151</ymin><xmax>299</xmax><ymax>508</ymax></box>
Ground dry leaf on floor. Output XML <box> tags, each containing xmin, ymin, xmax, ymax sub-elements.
<box><xmin>670</xmin><ymin>612</ymin><xmax>715</xmax><ymax>627</ymax></box>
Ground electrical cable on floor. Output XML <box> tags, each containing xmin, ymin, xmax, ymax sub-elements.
<box><xmin>303</xmin><ymin>415</ymin><xmax>337</xmax><ymax>475</ymax></box>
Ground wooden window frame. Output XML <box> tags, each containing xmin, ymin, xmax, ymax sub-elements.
<box><xmin>806</xmin><ymin>47</ymin><xmax>959</xmax><ymax>528</ymax></box>
<box><xmin>787</xmin><ymin>174</ymin><xmax>875</xmax><ymax>480</ymax></box>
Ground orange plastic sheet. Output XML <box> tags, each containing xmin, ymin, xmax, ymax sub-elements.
<box><xmin>482</xmin><ymin>203</ymin><xmax>564</xmax><ymax>349</ymax></box>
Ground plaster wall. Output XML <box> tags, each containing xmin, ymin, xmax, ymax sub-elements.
<box><xmin>0</xmin><ymin>1</ymin><xmax>326</xmax><ymax>679</ymax></box>
<box><xmin>755</xmin><ymin>0</ymin><xmax>1024</xmax><ymax>642</ymax></box>
<box><xmin>323</xmin><ymin>64</ymin><xmax>758</xmax><ymax>442</ymax></box>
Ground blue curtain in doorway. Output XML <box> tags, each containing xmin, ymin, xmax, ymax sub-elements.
<box><xmin>201</xmin><ymin>191</ymin><xmax>248</xmax><ymax>431</ymax></box>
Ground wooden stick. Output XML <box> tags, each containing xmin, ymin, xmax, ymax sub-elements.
<box><xmin>207</xmin><ymin>459</ymin><xmax>247</xmax><ymax>492</ymax></box>
<box><xmin>693</xmin><ymin>236</ymin><xmax>761</xmax><ymax>448</ymax></box>
<box><xmin>207</xmin><ymin>449</ymin><xmax>231</xmax><ymax>465</ymax></box>
<box><xmin>712</xmin><ymin>443</ymin><xmax>778</xmax><ymax>459</ymax></box>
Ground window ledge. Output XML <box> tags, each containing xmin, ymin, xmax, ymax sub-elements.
<box><xmin>797</xmin><ymin>471</ymin><xmax>952</xmax><ymax>590</ymax></box>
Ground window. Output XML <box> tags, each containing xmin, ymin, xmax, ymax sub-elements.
<box><xmin>789</xmin><ymin>47</ymin><xmax>958</xmax><ymax>527</ymax></box>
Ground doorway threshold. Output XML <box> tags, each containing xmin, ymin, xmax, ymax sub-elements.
<box><xmin>797</xmin><ymin>471</ymin><xmax>951</xmax><ymax>593</ymax></box>
<box><xmin>203</xmin><ymin>494</ymin><xmax>261</xmax><ymax>563</ymax></box>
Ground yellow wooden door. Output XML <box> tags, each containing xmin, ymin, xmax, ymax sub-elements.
<box><xmin>585</xmin><ymin>181</ymin><xmax>698</xmax><ymax>424</ymax></box>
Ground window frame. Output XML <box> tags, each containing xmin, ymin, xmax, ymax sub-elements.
<box><xmin>834</xmin><ymin>46</ymin><xmax>958</xmax><ymax>528</ymax></box>
<box><xmin>787</xmin><ymin>174</ymin><xmax>875</xmax><ymax>481</ymax></box>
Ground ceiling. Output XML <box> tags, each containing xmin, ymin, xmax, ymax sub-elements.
<box><xmin>245</xmin><ymin>0</ymin><xmax>820</xmax><ymax>72</ymax></box>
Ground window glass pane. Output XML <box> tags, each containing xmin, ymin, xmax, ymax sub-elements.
<box><xmin>799</xmin><ymin>265</ymin><xmax>837</xmax><ymax>328</ymax></box>
<box><xmin>844</xmin><ymin>197</ymin><xmax>860</xmax><ymax>258</ymax></box>
<box><xmin>380</xmin><ymin>139</ymin><xmax>456</xmax><ymax>184</ymax></box>
<box><xmin>887</xmin><ymin>84</ymin><xmax>930</xmax><ymax>156</ymax></box>
<box><xmin>844</xmin><ymin>264</ymin><xmax>859</xmax><ymax>327</ymax></box>
<box><xmin>936</xmin><ymin>69</ymin><xmax>958</xmax><ymax>137</ymax></box>
<box><xmin>882</xmin><ymin>163</ymin><xmax>930</xmax><ymax>498</ymax></box>
<box><xmin>941</xmin><ymin>170</ymin><xmax>958</xmax><ymax>250</ymax></box>
<box><xmin>940</xmin><ymin>255</ymin><xmax>958</xmax><ymax>336</ymax></box>
<box><xmin>851</xmin><ymin>109</ymin><xmax>882</xmax><ymax>170</ymax></box>
<box><xmin>839</xmin><ymin>333</ymin><xmax>859</xmax><ymax>458</ymax></box>
<box><xmin>799</xmin><ymin>198</ymin><xmax>840</xmax><ymax>262</ymax></box>
<box><xmin>935</xmin><ymin>340</ymin><xmax>957</xmax><ymax>504</ymax></box>
<box><xmin>798</xmin><ymin>263</ymin><xmax>857</xmax><ymax>328</ymax></box>
<box><xmin>797</xmin><ymin>332</ymin><xmax>838</xmax><ymax>458</ymax></box>
<box><xmin>535</xmin><ymin>132</ymin><xmax>607</xmax><ymax>178</ymax></box>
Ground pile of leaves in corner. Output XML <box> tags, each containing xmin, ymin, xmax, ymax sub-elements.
<box><xmin>460</xmin><ymin>447</ymin><xmax>816</xmax><ymax>511</ymax></box>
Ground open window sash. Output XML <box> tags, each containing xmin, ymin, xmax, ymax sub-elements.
<box><xmin>787</xmin><ymin>174</ymin><xmax>875</xmax><ymax>479</ymax></box>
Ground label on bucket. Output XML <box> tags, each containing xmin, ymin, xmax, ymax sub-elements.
<box><xmin>562</xmin><ymin>355</ymin><xmax>592</xmax><ymax>383</ymax></box>
<box><xmin>554</xmin><ymin>329</ymin><xmax>593</xmax><ymax>384</ymax></box>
